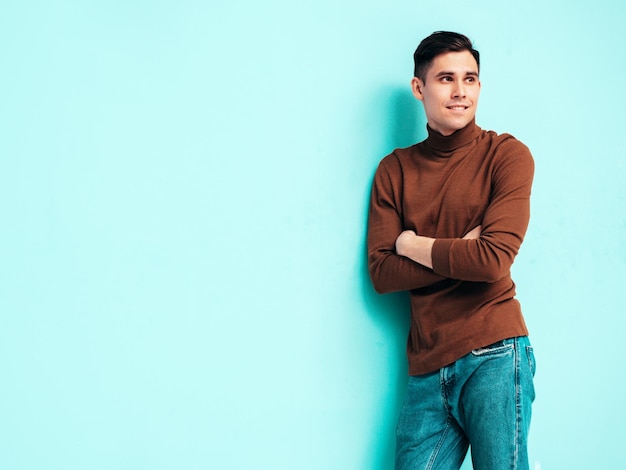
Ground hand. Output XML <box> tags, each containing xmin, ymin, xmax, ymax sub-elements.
<box><xmin>462</xmin><ymin>225</ymin><xmax>482</xmax><ymax>240</ymax></box>
<box><xmin>395</xmin><ymin>230</ymin><xmax>435</xmax><ymax>269</ymax></box>
<box><xmin>395</xmin><ymin>230</ymin><xmax>418</xmax><ymax>256</ymax></box>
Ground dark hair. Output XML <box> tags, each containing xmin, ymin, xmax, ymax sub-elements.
<box><xmin>413</xmin><ymin>31</ymin><xmax>480</xmax><ymax>81</ymax></box>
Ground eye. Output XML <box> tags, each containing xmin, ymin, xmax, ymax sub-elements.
<box><xmin>440</xmin><ymin>76</ymin><xmax>453</xmax><ymax>82</ymax></box>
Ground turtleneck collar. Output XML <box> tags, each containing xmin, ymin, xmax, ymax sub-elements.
<box><xmin>423</xmin><ymin>119</ymin><xmax>480</xmax><ymax>157</ymax></box>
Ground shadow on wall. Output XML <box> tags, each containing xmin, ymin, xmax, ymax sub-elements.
<box><xmin>359</xmin><ymin>86</ymin><xmax>425</xmax><ymax>469</ymax></box>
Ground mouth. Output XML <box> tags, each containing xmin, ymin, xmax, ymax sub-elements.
<box><xmin>446</xmin><ymin>105</ymin><xmax>470</xmax><ymax>111</ymax></box>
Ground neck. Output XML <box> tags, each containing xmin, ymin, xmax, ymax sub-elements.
<box><xmin>424</xmin><ymin>119</ymin><xmax>479</xmax><ymax>155</ymax></box>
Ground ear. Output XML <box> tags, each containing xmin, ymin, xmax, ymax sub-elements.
<box><xmin>411</xmin><ymin>77</ymin><xmax>425</xmax><ymax>101</ymax></box>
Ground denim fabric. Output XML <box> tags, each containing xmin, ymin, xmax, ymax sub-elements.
<box><xmin>395</xmin><ymin>336</ymin><xmax>536</xmax><ymax>470</ymax></box>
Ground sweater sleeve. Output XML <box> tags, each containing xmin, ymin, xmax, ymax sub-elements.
<box><xmin>431</xmin><ymin>139</ymin><xmax>535</xmax><ymax>282</ymax></box>
<box><xmin>367</xmin><ymin>156</ymin><xmax>446</xmax><ymax>293</ymax></box>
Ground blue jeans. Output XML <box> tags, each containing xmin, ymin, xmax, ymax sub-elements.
<box><xmin>395</xmin><ymin>336</ymin><xmax>536</xmax><ymax>470</ymax></box>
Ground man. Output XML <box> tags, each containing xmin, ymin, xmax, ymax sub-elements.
<box><xmin>367</xmin><ymin>31</ymin><xmax>536</xmax><ymax>469</ymax></box>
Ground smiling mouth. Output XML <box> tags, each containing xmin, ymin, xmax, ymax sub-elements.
<box><xmin>447</xmin><ymin>105</ymin><xmax>469</xmax><ymax>110</ymax></box>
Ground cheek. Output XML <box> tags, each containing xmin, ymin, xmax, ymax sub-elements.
<box><xmin>425</xmin><ymin>103</ymin><xmax>442</xmax><ymax>119</ymax></box>
<box><xmin>423</xmin><ymin>97</ymin><xmax>443</xmax><ymax>113</ymax></box>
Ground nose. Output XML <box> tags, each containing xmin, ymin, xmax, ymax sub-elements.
<box><xmin>452</xmin><ymin>80</ymin><xmax>466</xmax><ymax>98</ymax></box>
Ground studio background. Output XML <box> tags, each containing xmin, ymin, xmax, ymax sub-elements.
<box><xmin>1</xmin><ymin>1</ymin><xmax>625</xmax><ymax>469</ymax></box>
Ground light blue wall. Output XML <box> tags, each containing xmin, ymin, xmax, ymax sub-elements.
<box><xmin>1</xmin><ymin>1</ymin><xmax>625</xmax><ymax>469</ymax></box>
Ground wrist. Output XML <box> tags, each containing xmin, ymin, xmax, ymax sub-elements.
<box><xmin>414</xmin><ymin>236</ymin><xmax>435</xmax><ymax>269</ymax></box>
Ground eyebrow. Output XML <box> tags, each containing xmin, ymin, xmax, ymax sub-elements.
<box><xmin>435</xmin><ymin>71</ymin><xmax>479</xmax><ymax>78</ymax></box>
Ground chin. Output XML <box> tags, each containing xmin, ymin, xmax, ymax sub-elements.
<box><xmin>451</xmin><ymin>118</ymin><xmax>472</xmax><ymax>130</ymax></box>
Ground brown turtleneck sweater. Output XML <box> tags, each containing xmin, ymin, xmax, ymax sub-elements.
<box><xmin>367</xmin><ymin>120</ymin><xmax>534</xmax><ymax>375</ymax></box>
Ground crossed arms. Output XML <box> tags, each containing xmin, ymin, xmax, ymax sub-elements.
<box><xmin>367</xmin><ymin>141</ymin><xmax>534</xmax><ymax>294</ymax></box>
<box><xmin>395</xmin><ymin>225</ymin><xmax>482</xmax><ymax>270</ymax></box>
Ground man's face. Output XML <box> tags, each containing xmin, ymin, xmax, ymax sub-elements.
<box><xmin>411</xmin><ymin>50</ymin><xmax>481</xmax><ymax>136</ymax></box>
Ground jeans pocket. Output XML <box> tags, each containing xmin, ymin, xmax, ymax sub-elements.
<box><xmin>526</xmin><ymin>346</ymin><xmax>536</xmax><ymax>377</ymax></box>
<box><xmin>471</xmin><ymin>340</ymin><xmax>514</xmax><ymax>357</ymax></box>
